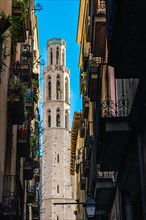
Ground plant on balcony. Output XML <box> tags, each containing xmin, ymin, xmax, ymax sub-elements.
<box><xmin>0</xmin><ymin>10</ymin><xmax>11</xmax><ymax>34</ymax></box>
<box><xmin>30</xmin><ymin>136</ymin><xmax>38</xmax><ymax>158</ymax></box>
<box><xmin>12</xmin><ymin>0</ymin><xmax>27</xmax><ymax>43</ymax></box>
<box><xmin>32</xmin><ymin>78</ymin><xmax>39</xmax><ymax>90</ymax></box>
<box><xmin>21</xmin><ymin>50</ymin><xmax>32</xmax><ymax>59</ymax></box>
<box><xmin>8</xmin><ymin>78</ymin><xmax>28</xmax><ymax>100</ymax></box>
<box><xmin>80</xmin><ymin>72</ymin><xmax>87</xmax><ymax>94</ymax></box>
<box><xmin>12</xmin><ymin>0</ymin><xmax>27</xmax><ymax>20</ymax></box>
<box><xmin>0</xmin><ymin>11</ymin><xmax>11</xmax><ymax>78</ymax></box>
<box><xmin>0</xmin><ymin>34</ymin><xmax>10</xmax><ymax>78</ymax></box>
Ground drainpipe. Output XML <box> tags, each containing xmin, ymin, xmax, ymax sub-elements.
<box><xmin>124</xmin><ymin>194</ymin><xmax>133</xmax><ymax>220</ymax></box>
<box><xmin>138</xmin><ymin>131</ymin><xmax>146</xmax><ymax>220</ymax></box>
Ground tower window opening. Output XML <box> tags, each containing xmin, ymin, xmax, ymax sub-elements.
<box><xmin>56</xmin><ymin>75</ymin><xmax>61</xmax><ymax>100</ymax></box>
<box><xmin>57</xmin><ymin>185</ymin><xmax>59</xmax><ymax>193</ymax></box>
<box><xmin>65</xmin><ymin>110</ymin><xmax>68</xmax><ymax>129</ymax></box>
<box><xmin>62</xmin><ymin>49</ymin><xmax>65</xmax><ymax>66</ymax></box>
<box><xmin>56</xmin><ymin>108</ymin><xmax>61</xmax><ymax>127</ymax></box>
<box><xmin>57</xmin><ymin>154</ymin><xmax>59</xmax><ymax>163</ymax></box>
<box><xmin>57</xmin><ymin>216</ymin><xmax>59</xmax><ymax>220</ymax></box>
<box><xmin>48</xmin><ymin>76</ymin><xmax>51</xmax><ymax>100</ymax></box>
<box><xmin>48</xmin><ymin>109</ymin><xmax>51</xmax><ymax>127</ymax></box>
<box><xmin>65</xmin><ymin>77</ymin><xmax>69</xmax><ymax>103</ymax></box>
<box><xmin>56</xmin><ymin>47</ymin><xmax>59</xmax><ymax>65</ymax></box>
<box><xmin>50</xmin><ymin>48</ymin><xmax>53</xmax><ymax>65</ymax></box>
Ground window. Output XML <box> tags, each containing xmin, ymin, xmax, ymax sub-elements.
<box><xmin>56</xmin><ymin>75</ymin><xmax>61</xmax><ymax>100</ymax></box>
<box><xmin>56</xmin><ymin>47</ymin><xmax>59</xmax><ymax>65</ymax></box>
<box><xmin>57</xmin><ymin>185</ymin><xmax>59</xmax><ymax>193</ymax></box>
<box><xmin>57</xmin><ymin>216</ymin><xmax>59</xmax><ymax>220</ymax></box>
<box><xmin>48</xmin><ymin>76</ymin><xmax>51</xmax><ymax>100</ymax></box>
<box><xmin>65</xmin><ymin>110</ymin><xmax>68</xmax><ymax>129</ymax></box>
<box><xmin>56</xmin><ymin>108</ymin><xmax>60</xmax><ymax>127</ymax></box>
<box><xmin>57</xmin><ymin>154</ymin><xmax>59</xmax><ymax>163</ymax></box>
<box><xmin>50</xmin><ymin>48</ymin><xmax>53</xmax><ymax>65</ymax></box>
<box><xmin>62</xmin><ymin>49</ymin><xmax>65</xmax><ymax>66</ymax></box>
<box><xmin>65</xmin><ymin>77</ymin><xmax>69</xmax><ymax>102</ymax></box>
<box><xmin>48</xmin><ymin>109</ymin><xmax>51</xmax><ymax>127</ymax></box>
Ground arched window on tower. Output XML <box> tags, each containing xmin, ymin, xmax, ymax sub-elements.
<box><xmin>65</xmin><ymin>77</ymin><xmax>69</xmax><ymax>103</ymax></box>
<box><xmin>48</xmin><ymin>76</ymin><xmax>51</xmax><ymax>100</ymax></box>
<box><xmin>56</xmin><ymin>108</ymin><xmax>61</xmax><ymax>127</ymax></box>
<box><xmin>48</xmin><ymin>109</ymin><xmax>51</xmax><ymax>127</ymax></box>
<box><xmin>56</xmin><ymin>47</ymin><xmax>59</xmax><ymax>65</ymax></box>
<box><xmin>65</xmin><ymin>110</ymin><xmax>68</xmax><ymax>129</ymax></box>
<box><xmin>56</xmin><ymin>75</ymin><xmax>61</xmax><ymax>100</ymax></box>
<box><xmin>50</xmin><ymin>48</ymin><xmax>53</xmax><ymax>65</ymax></box>
<box><xmin>62</xmin><ymin>49</ymin><xmax>65</xmax><ymax>66</ymax></box>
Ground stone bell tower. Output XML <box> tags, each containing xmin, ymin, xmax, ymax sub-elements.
<box><xmin>41</xmin><ymin>38</ymin><xmax>75</xmax><ymax>220</ymax></box>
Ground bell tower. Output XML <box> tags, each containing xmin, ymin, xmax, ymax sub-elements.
<box><xmin>41</xmin><ymin>38</ymin><xmax>75</xmax><ymax>220</ymax></box>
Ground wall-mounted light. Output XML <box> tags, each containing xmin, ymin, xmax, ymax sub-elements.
<box><xmin>53</xmin><ymin>193</ymin><xmax>96</xmax><ymax>219</ymax></box>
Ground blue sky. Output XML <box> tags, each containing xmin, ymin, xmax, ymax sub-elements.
<box><xmin>35</xmin><ymin>0</ymin><xmax>81</xmax><ymax>128</ymax></box>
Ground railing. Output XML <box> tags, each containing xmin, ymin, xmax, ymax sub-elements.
<box><xmin>2</xmin><ymin>175</ymin><xmax>23</xmax><ymax>215</ymax></box>
<box><xmin>96</xmin><ymin>170</ymin><xmax>115</xmax><ymax>181</ymax></box>
<box><xmin>96</xmin><ymin>1</ymin><xmax>106</xmax><ymax>15</ymax></box>
<box><xmin>80</xmin><ymin>117</ymin><xmax>85</xmax><ymax>138</ymax></box>
<box><xmin>83</xmin><ymin>123</ymin><xmax>93</xmax><ymax>162</ymax></box>
<box><xmin>101</xmin><ymin>94</ymin><xmax>131</xmax><ymax>117</ymax></box>
<box><xmin>25</xmin><ymin>88</ymin><xmax>34</xmax><ymax>103</ymax></box>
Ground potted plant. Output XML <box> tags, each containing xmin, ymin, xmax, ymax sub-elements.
<box><xmin>12</xmin><ymin>0</ymin><xmax>27</xmax><ymax>42</ymax></box>
<box><xmin>12</xmin><ymin>0</ymin><xmax>27</xmax><ymax>19</ymax></box>
<box><xmin>8</xmin><ymin>79</ymin><xmax>27</xmax><ymax>124</ymax></box>
<box><xmin>21</xmin><ymin>50</ymin><xmax>32</xmax><ymax>59</ymax></box>
<box><xmin>32</xmin><ymin>78</ymin><xmax>39</xmax><ymax>90</ymax></box>
<box><xmin>8</xmin><ymin>78</ymin><xmax>28</xmax><ymax>99</ymax></box>
<box><xmin>0</xmin><ymin>10</ymin><xmax>11</xmax><ymax>34</ymax></box>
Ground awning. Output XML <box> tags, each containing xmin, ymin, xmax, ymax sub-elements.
<box><xmin>70</xmin><ymin>112</ymin><xmax>81</xmax><ymax>175</ymax></box>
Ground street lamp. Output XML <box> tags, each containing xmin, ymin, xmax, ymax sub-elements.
<box><xmin>85</xmin><ymin>193</ymin><xmax>96</xmax><ymax>218</ymax></box>
<box><xmin>53</xmin><ymin>193</ymin><xmax>96</xmax><ymax>219</ymax></box>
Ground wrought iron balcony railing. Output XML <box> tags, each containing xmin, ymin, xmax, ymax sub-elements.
<box><xmin>2</xmin><ymin>175</ymin><xmax>23</xmax><ymax>217</ymax></box>
<box><xmin>101</xmin><ymin>94</ymin><xmax>131</xmax><ymax>117</ymax></box>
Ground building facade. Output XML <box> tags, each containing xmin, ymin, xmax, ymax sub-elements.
<box><xmin>0</xmin><ymin>0</ymin><xmax>40</xmax><ymax>219</ymax></box>
<box><xmin>70</xmin><ymin>0</ymin><xmax>146</xmax><ymax>220</ymax></box>
<box><xmin>41</xmin><ymin>38</ymin><xmax>75</xmax><ymax>220</ymax></box>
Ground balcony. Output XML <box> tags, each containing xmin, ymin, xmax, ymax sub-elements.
<box><xmin>20</xmin><ymin>62</ymin><xmax>31</xmax><ymax>86</ymax></box>
<box><xmin>12</xmin><ymin>1</ymin><xmax>27</xmax><ymax>43</ymax></box>
<box><xmin>83</xmin><ymin>160</ymin><xmax>90</xmax><ymax>177</ymax></box>
<box><xmin>32</xmin><ymin>204</ymin><xmax>39</xmax><ymax>220</ymax></box>
<box><xmin>91</xmin><ymin>2</ymin><xmax>106</xmax><ymax>57</ymax></box>
<box><xmin>17</xmin><ymin>125</ymin><xmax>30</xmax><ymax>157</ymax></box>
<box><xmin>80</xmin><ymin>176</ymin><xmax>86</xmax><ymax>190</ymax></box>
<box><xmin>2</xmin><ymin>175</ymin><xmax>23</xmax><ymax>219</ymax></box>
<box><xmin>99</xmin><ymin>95</ymin><xmax>131</xmax><ymax>171</ymax></box>
<box><xmin>80</xmin><ymin>118</ymin><xmax>85</xmax><ymax>138</ymax></box>
<box><xmin>8</xmin><ymin>95</ymin><xmax>25</xmax><ymax>125</ymax></box>
<box><xmin>7</xmin><ymin>78</ymin><xmax>27</xmax><ymax>124</ymax></box>
<box><xmin>80</xmin><ymin>163</ymin><xmax>86</xmax><ymax>190</ymax></box>
<box><xmin>94</xmin><ymin>171</ymin><xmax>116</xmax><ymax>210</ymax></box>
<box><xmin>27</xmin><ymin>186</ymin><xmax>36</xmax><ymax>203</ymax></box>
<box><xmin>83</xmin><ymin>124</ymin><xmax>93</xmax><ymax>159</ymax></box>
<box><xmin>83</xmin><ymin>96</ymin><xmax>89</xmax><ymax>119</ymax></box>
<box><xmin>87</xmin><ymin>58</ymin><xmax>101</xmax><ymax>102</ymax></box>
<box><xmin>34</xmin><ymin>168</ymin><xmax>40</xmax><ymax>183</ymax></box>
<box><xmin>24</xmin><ymin>158</ymin><xmax>33</xmax><ymax>180</ymax></box>
<box><xmin>25</xmin><ymin>88</ymin><xmax>34</xmax><ymax>114</ymax></box>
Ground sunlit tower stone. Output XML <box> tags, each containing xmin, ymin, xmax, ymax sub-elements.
<box><xmin>41</xmin><ymin>38</ymin><xmax>75</xmax><ymax>220</ymax></box>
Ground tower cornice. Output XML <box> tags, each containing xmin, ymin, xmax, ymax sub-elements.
<box><xmin>47</xmin><ymin>38</ymin><xmax>66</xmax><ymax>47</ymax></box>
<box><xmin>44</xmin><ymin>65</ymin><xmax>70</xmax><ymax>76</ymax></box>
